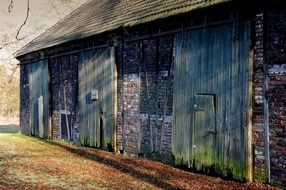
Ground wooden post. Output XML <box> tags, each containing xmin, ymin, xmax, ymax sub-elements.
<box><xmin>137</xmin><ymin>44</ymin><xmax>142</xmax><ymax>154</ymax></box>
<box><xmin>121</xmin><ymin>37</ymin><xmax>125</xmax><ymax>153</ymax></box>
<box><xmin>28</xmin><ymin>67</ymin><xmax>33</xmax><ymax>136</ymax></box>
<box><xmin>263</xmin><ymin>12</ymin><xmax>270</xmax><ymax>183</ymax></box>
<box><xmin>38</xmin><ymin>96</ymin><xmax>44</xmax><ymax>138</ymax></box>
<box><xmin>111</xmin><ymin>46</ymin><xmax>117</xmax><ymax>152</ymax></box>
<box><xmin>48</xmin><ymin>58</ymin><xmax>52</xmax><ymax>139</ymax></box>
<box><xmin>63</xmin><ymin>86</ymin><xmax>70</xmax><ymax>141</ymax></box>
<box><xmin>247</xmin><ymin>27</ymin><xmax>254</xmax><ymax>182</ymax></box>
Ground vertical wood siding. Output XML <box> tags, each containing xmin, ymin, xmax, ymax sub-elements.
<box><xmin>173</xmin><ymin>22</ymin><xmax>251</xmax><ymax>180</ymax></box>
<box><xmin>79</xmin><ymin>47</ymin><xmax>115</xmax><ymax>150</ymax></box>
<box><xmin>28</xmin><ymin>60</ymin><xmax>50</xmax><ymax>138</ymax></box>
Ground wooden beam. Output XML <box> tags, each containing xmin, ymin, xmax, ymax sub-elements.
<box><xmin>111</xmin><ymin>46</ymin><xmax>117</xmax><ymax>152</ymax></box>
<box><xmin>263</xmin><ymin>12</ymin><xmax>270</xmax><ymax>183</ymax></box>
<box><xmin>125</xmin><ymin>20</ymin><xmax>232</xmax><ymax>43</ymax></box>
<box><xmin>247</xmin><ymin>26</ymin><xmax>254</xmax><ymax>182</ymax></box>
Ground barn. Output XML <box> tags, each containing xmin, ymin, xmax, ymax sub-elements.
<box><xmin>16</xmin><ymin>0</ymin><xmax>286</xmax><ymax>187</ymax></box>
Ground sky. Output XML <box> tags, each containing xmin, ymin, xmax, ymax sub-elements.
<box><xmin>0</xmin><ymin>0</ymin><xmax>87</xmax><ymax>66</ymax></box>
<box><xmin>0</xmin><ymin>0</ymin><xmax>81</xmax><ymax>37</ymax></box>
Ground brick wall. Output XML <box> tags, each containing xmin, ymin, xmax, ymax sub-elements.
<box><xmin>19</xmin><ymin>64</ymin><xmax>30</xmax><ymax>135</ymax></box>
<box><xmin>116</xmin><ymin>34</ymin><xmax>174</xmax><ymax>158</ymax></box>
<box><xmin>50</xmin><ymin>54</ymin><xmax>79</xmax><ymax>142</ymax></box>
<box><xmin>253</xmin><ymin>13</ymin><xmax>266</xmax><ymax>182</ymax></box>
<box><xmin>120</xmin><ymin>41</ymin><xmax>141</xmax><ymax>154</ymax></box>
<box><xmin>267</xmin><ymin>8</ymin><xmax>286</xmax><ymax>187</ymax></box>
<box><xmin>253</xmin><ymin>8</ymin><xmax>286</xmax><ymax>187</ymax></box>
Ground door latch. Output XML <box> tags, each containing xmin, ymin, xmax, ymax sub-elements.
<box><xmin>205</xmin><ymin>129</ymin><xmax>217</xmax><ymax>135</ymax></box>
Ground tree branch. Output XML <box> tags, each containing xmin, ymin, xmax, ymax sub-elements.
<box><xmin>50</xmin><ymin>1</ymin><xmax>62</xmax><ymax>19</ymax></box>
<box><xmin>63</xmin><ymin>0</ymin><xmax>73</xmax><ymax>11</ymax></box>
<box><xmin>0</xmin><ymin>35</ymin><xmax>28</xmax><ymax>49</ymax></box>
<box><xmin>8</xmin><ymin>0</ymin><xmax>13</xmax><ymax>13</ymax></box>
<box><xmin>15</xmin><ymin>0</ymin><xmax>30</xmax><ymax>40</ymax></box>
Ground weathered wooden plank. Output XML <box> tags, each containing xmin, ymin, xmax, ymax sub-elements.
<box><xmin>111</xmin><ymin>47</ymin><xmax>117</xmax><ymax>151</ymax></box>
<box><xmin>38</xmin><ymin>96</ymin><xmax>44</xmax><ymax>138</ymax></box>
<box><xmin>245</xmin><ymin>21</ymin><xmax>254</xmax><ymax>181</ymax></box>
<box><xmin>189</xmin><ymin>29</ymin><xmax>202</xmax><ymax>167</ymax></box>
<box><xmin>173</xmin><ymin>33</ymin><xmax>185</xmax><ymax>164</ymax></box>
<box><xmin>79</xmin><ymin>51</ymin><xmax>85</xmax><ymax>145</ymax></box>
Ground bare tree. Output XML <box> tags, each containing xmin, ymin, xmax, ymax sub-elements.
<box><xmin>0</xmin><ymin>0</ymin><xmax>88</xmax><ymax>118</ymax></box>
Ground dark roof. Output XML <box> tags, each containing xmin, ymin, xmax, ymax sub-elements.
<box><xmin>16</xmin><ymin>0</ymin><xmax>231</xmax><ymax>57</ymax></box>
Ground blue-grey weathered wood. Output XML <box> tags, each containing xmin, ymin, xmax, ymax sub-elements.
<box><xmin>28</xmin><ymin>59</ymin><xmax>49</xmax><ymax>138</ymax></box>
<box><xmin>173</xmin><ymin>22</ymin><xmax>251</xmax><ymax>180</ymax></box>
<box><xmin>194</xmin><ymin>95</ymin><xmax>216</xmax><ymax>170</ymax></box>
<box><xmin>79</xmin><ymin>47</ymin><xmax>115</xmax><ymax>150</ymax></box>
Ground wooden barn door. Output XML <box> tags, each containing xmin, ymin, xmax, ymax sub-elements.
<box><xmin>28</xmin><ymin>60</ymin><xmax>49</xmax><ymax>138</ymax></box>
<box><xmin>193</xmin><ymin>95</ymin><xmax>216</xmax><ymax>170</ymax></box>
<box><xmin>79</xmin><ymin>47</ymin><xmax>115</xmax><ymax>150</ymax></box>
<box><xmin>173</xmin><ymin>22</ymin><xmax>251</xmax><ymax>179</ymax></box>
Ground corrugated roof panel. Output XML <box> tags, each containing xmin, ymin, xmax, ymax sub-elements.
<box><xmin>16</xmin><ymin>0</ymin><xmax>231</xmax><ymax>57</ymax></box>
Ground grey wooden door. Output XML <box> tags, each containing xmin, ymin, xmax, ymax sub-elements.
<box><xmin>193</xmin><ymin>95</ymin><xmax>216</xmax><ymax>170</ymax></box>
<box><xmin>79</xmin><ymin>47</ymin><xmax>115</xmax><ymax>150</ymax></box>
<box><xmin>28</xmin><ymin>60</ymin><xmax>49</xmax><ymax>138</ymax></box>
<box><xmin>173</xmin><ymin>22</ymin><xmax>251</xmax><ymax>179</ymax></box>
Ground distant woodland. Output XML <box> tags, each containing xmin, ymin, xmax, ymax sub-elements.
<box><xmin>0</xmin><ymin>64</ymin><xmax>18</xmax><ymax>117</ymax></box>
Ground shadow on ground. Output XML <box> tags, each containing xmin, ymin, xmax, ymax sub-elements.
<box><xmin>43</xmin><ymin>140</ymin><xmax>279</xmax><ymax>190</ymax></box>
<box><xmin>0</xmin><ymin>124</ymin><xmax>19</xmax><ymax>134</ymax></box>
<box><xmin>46</xmin><ymin>140</ymin><xmax>181</xmax><ymax>190</ymax></box>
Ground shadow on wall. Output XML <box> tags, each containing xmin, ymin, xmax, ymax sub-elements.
<box><xmin>0</xmin><ymin>124</ymin><xmax>20</xmax><ymax>134</ymax></box>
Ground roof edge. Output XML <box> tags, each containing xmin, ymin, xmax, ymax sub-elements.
<box><xmin>15</xmin><ymin>0</ymin><xmax>92</xmax><ymax>58</ymax></box>
<box><xmin>15</xmin><ymin>0</ymin><xmax>232</xmax><ymax>58</ymax></box>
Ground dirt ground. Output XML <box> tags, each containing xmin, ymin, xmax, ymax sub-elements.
<box><xmin>0</xmin><ymin>123</ymin><xmax>281</xmax><ymax>190</ymax></box>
